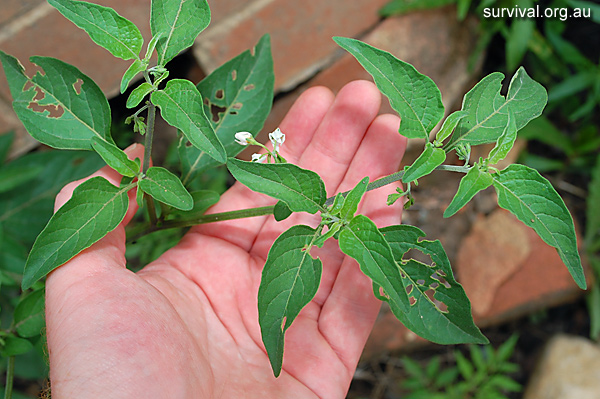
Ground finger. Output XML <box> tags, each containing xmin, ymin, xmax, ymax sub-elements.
<box><xmin>242</xmin><ymin>80</ymin><xmax>383</xmax><ymax>259</ymax></box>
<box><xmin>317</xmin><ymin>114</ymin><xmax>407</xmax><ymax>368</ymax></box>
<box><xmin>191</xmin><ymin>86</ymin><xmax>336</xmax><ymax>250</ymax></box>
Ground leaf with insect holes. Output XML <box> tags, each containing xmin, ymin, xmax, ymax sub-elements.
<box><xmin>492</xmin><ymin>164</ymin><xmax>585</xmax><ymax>289</ymax></box>
<box><xmin>334</xmin><ymin>37</ymin><xmax>444</xmax><ymax>140</ymax></box>
<box><xmin>446</xmin><ymin>67</ymin><xmax>547</xmax><ymax>150</ymax></box>
<box><xmin>227</xmin><ymin>158</ymin><xmax>326</xmax><ymax>214</ymax></box>
<box><xmin>258</xmin><ymin>225</ymin><xmax>322</xmax><ymax>376</ymax></box>
<box><xmin>151</xmin><ymin>0</ymin><xmax>210</xmax><ymax>65</ymax></box>
<box><xmin>339</xmin><ymin>215</ymin><xmax>411</xmax><ymax>311</ymax></box>
<box><xmin>91</xmin><ymin>137</ymin><xmax>139</xmax><ymax>177</ymax></box>
<box><xmin>380</xmin><ymin>224</ymin><xmax>488</xmax><ymax>344</ymax></box>
<box><xmin>0</xmin><ymin>52</ymin><xmax>112</xmax><ymax>150</ymax></box>
<box><xmin>152</xmin><ymin>79</ymin><xmax>226</xmax><ymax>164</ymax></box>
<box><xmin>443</xmin><ymin>166</ymin><xmax>493</xmax><ymax>218</ymax></box>
<box><xmin>402</xmin><ymin>142</ymin><xmax>446</xmax><ymax>183</ymax></box>
<box><xmin>138</xmin><ymin>166</ymin><xmax>193</xmax><ymax>211</ymax></box>
<box><xmin>22</xmin><ymin>176</ymin><xmax>130</xmax><ymax>289</ymax></box>
<box><xmin>48</xmin><ymin>0</ymin><xmax>143</xmax><ymax>61</ymax></box>
<box><xmin>180</xmin><ymin>34</ymin><xmax>274</xmax><ymax>185</ymax></box>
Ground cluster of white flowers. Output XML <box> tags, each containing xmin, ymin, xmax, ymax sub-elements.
<box><xmin>234</xmin><ymin>128</ymin><xmax>286</xmax><ymax>163</ymax></box>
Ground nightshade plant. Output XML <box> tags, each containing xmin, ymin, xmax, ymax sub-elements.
<box><xmin>0</xmin><ymin>0</ymin><xmax>586</xmax><ymax>390</ymax></box>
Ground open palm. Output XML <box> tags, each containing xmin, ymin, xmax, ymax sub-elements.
<box><xmin>45</xmin><ymin>80</ymin><xmax>407</xmax><ymax>399</ymax></box>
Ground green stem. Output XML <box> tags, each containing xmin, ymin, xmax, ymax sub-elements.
<box><xmin>143</xmin><ymin>102</ymin><xmax>156</xmax><ymax>175</ymax></box>
<box><xmin>127</xmin><ymin>163</ymin><xmax>470</xmax><ymax>240</ymax></box>
<box><xmin>4</xmin><ymin>356</ymin><xmax>15</xmax><ymax>399</ymax></box>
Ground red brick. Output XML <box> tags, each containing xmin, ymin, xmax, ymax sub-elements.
<box><xmin>0</xmin><ymin>97</ymin><xmax>37</xmax><ymax>159</ymax></box>
<box><xmin>194</xmin><ymin>0</ymin><xmax>391</xmax><ymax>92</ymax></box>
<box><xmin>0</xmin><ymin>0</ymin><xmax>44</xmax><ymax>27</ymax></box>
<box><xmin>0</xmin><ymin>0</ymin><xmax>152</xmax><ymax>102</ymax></box>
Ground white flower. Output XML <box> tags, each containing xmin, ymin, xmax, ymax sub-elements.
<box><xmin>251</xmin><ymin>153</ymin><xmax>267</xmax><ymax>163</ymax></box>
<box><xmin>269</xmin><ymin>128</ymin><xmax>285</xmax><ymax>151</ymax></box>
<box><xmin>235</xmin><ymin>131</ymin><xmax>253</xmax><ymax>145</ymax></box>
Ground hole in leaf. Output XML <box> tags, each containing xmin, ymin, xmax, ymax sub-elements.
<box><xmin>409</xmin><ymin>296</ymin><xmax>417</xmax><ymax>306</ymax></box>
<box><xmin>430</xmin><ymin>282</ymin><xmax>439</xmax><ymax>290</ymax></box>
<box><xmin>250</xmin><ymin>46</ymin><xmax>256</xmax><ymax>56</ymax></box>
<box><xmin>230</xmin><ymin>111</ymin><xmax>238</xmax><ymax>115</ymax></box>
<box><xmin>431</xmin><ymin>271</ymin><xmax>451</xmax><ymax>289</ymax></box>
<box><xmin>203</xmin><ymin>98</ymin><xmax>210</xmax><ymax>105</ymax></box>
<box><xmin>28</xmin><ymin>87</ymin><xmax>64</xmax><ymax>118</ymax></box>
<box><xmin>231</xmin><ymin>70</ymin><xmax>237</xmax><ymax>81</ymax></box>
<box><xmin>232</xmin><ymin>102</ymin><xmax>243</xmax><ymax>110</ymax></box>
<box><xmin>73</xmin><ymin>78</ymin><xmax>84</xmax><ymax>95</ymax></box>
<box><xmin>416</xmin><ymin>279</ymin><xmax>425</xmax><ymax>286</ymax></box>
<box><xmin>425</xmin><ymin>288</ymin><xmax>448</xmax><ymax>313</ymax></box>
<box><xmin>403</xmin><ymin>249</ymin><xmax>434</xmax><ymax>267</ymax></box>
<box><xmin>244</xmin><ymin>84</ymin><xmax>255</xmax><ymax>91</ymax></box>
<box><xmin>215</xmin><ymin>89</ymin><xmax>224</xmax><ymax>99</ymax></box>
<box><xmin>405</xmin><ymin>284</ymin><xmax>413</xmax><ymax>295</ymax></box>
<box><xmin>185</xmin><ymin>140</ymin><xmax>193</xmax><ymax>147</ymax></box>
<box><xmin>379</xmin><ymin>286</ymin><xmax>390</xmax><ymax>300</ymax></box>
<box><xmin>210</xmin><ymin>104</ymin><xmax>227</xmax><ymax>123</ymax></box>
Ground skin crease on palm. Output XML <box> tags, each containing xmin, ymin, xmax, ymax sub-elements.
<box><xmin>44</xmin><ymin>80</ymin><xmax>408</xmax><ymax>399</ymax></box>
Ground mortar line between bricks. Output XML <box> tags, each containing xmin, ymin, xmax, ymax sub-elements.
<box><xmin>197</xmin><ymin>0</ymin><xmax>275</xmax><ymax>43</ymax></box>
<box><xmin>0</xmin><ymin>2</ymin><xmax>55</xmax><ymax>43</ymax></box>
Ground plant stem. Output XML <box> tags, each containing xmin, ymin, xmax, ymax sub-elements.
<box><xmin>4</xmin><ymin>356</ymin><xmax>15</xmax><ymax>399</ymax></box>
<box><xmin>127</xmin><ymin>162</ymin><xmax>471</xmax><ymax>240</ymax></box>
<box><xmin>143</xmin><ymin>102</ymin><xmax>156</xmax><ymax>175</ymax></box>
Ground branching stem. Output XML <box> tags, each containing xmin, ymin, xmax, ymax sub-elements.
<box><xmin>126</xmin><ymin>163</ymin><xmax>471</xmax><ymax>241</ymax></box>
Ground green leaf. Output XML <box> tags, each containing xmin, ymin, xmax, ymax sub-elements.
<box><xmin>446</xmin><ymin>67</ymin><xmax>547</xmax><ymax>150</ymax></box>
<box><xmin>339</xmin><ymin>215</ymin><xmax>410</xmax><ymax>310</ymax></box>
<box><xmin>444</xmin><ymin>166</ymin><xmax>493</xmax><ymax>218</ymax></box>
<box><xmin>151</xmin><ymin>0</ymin><xmax>211</xmax><ymax>65</ymax></box>
<box><xmin>0</xmin><ymin>131</ymin><xmax>14</xmax><ymax>163</ymax></box>
<box><xmin>0</xmin><ymin>52</ymin><xmax>112</xmax><ymax>150</ymax></box>
<box><xmin>505</xmin><ymin>6</ymin><xmax>534</xmax><ymax>72</ymax></box>
<box><xmin>91</xmin><ymin>137</ymin><xmax>139</xmax><ymax>177</ymax></box>
<box><xmin>517</xmin><ymin>115</ymin><xmax>572</xmax><ymax>154</ymax></box>
<box><xmin>48</xmin><ymin>0</ymin><xmax>143</xmax><ymax>61</ymax></box>
<box><xmin>455</xmin><ymin>350</ymin><xmax>474</xmax><ymax>379</ymax></box>
<box><xmin>496</xmin><ymin>334</ymin><xmax>519</xmax><ymax>363</ymax></box>
<box><xmin>402</xmin><ymin>143</ymin><xmax>446</xmax><ymax>183</ymax></box>
<box><xmin>14</xmin><ymin>289</ymin><xmax>45</xmax><ymax>338</ymax></box>
<box><xmin>126</xmin><ymin>82</ymin><xmax>154</xmax><ymax>109</ymax></box>
<box><xmin>567</xmin><ymin>0</ymin><xmax>600</xmax><ymax>23</ymax></box>
<box><xmin>0</xmin><ymin>164</ymin><xmax>42</xmax><ymax>193</ymax></box>
<box><xmin>1</xmin><ymin>336</ymin><xmax>33</xmax><ymax>357</ymax></box>
<box><xmin>379</xmin><ymin>0</ymin><xmax>455</xmax><ymax>16</ymax></box>
<box><xmin>258</xmin><ymin>225</ymin><xmax>322</xmax><ymax>376</ymax></box>
<box><xmin>488</xmin><ymin>109</ymin><xmax>518</xmax><ymax>165</ymax></box>
<box><xmin>227</xmin><ymin>158</ymin><xmax>326</xmax><ymax>214</ymax></box>
<box><xmin>138</xmin><ymin>166</ymin><xmax>193</xmax><ymax>211</ymax></box>
<box><xmin>180</xmin><ymin>34</ymin><xmax>274</xmax><ymax>184</ymax></box>
<box><xmin>339</xmin><ymin>177</ymin><xmax>369</xmax><ymax>220</ymax></box>
<box><xmin>0</xmin><ymin>151</ymin><xmax>104</xmax><ymax>248</ymax></box>
<box><xmin>492</xmin><ymin>164</ymin><xmax>586</xmax><ymax>289</ymax></box>
<box><xmin>120</xmin><ymin>59</ymin><xmax>146</xmax><ymax>94</ymax></box>
<box><xmin>586</xmin><ymin>154</ymin><xmax>600</xmax><ymax>250</ymax></box>
<box><xmin>152</xmin><ymin>79</ymin><xmax>226</xmax><ymax>164</ymax></box>
<box><xmin>334</xmin><ymin>37</ymin><xmax>444</xmax><ymax>140</ymax></box>
<box><xmin>381</xmin><ymin>224</ymin><xmax>488</xmax><ymax>344</ymax></box>
<box><xmin>273</xmin><ymin>200</ymin><xmax>292</xmax><ymax>222</ymax></box>
<box><xmin>434</xmin><ymin>110</ymin><xmax>468</xmax><ymax>147</ymax></box>
<box><xmin>23</xmin><ymin>176</ymin><xmax>130</xmax><ymax>289</ymax></box>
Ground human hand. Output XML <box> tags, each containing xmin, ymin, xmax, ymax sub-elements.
<box><xmin>45</xmin><ymin>80</ymin><xmax>407</xmax><ymax>398</ymax></box>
